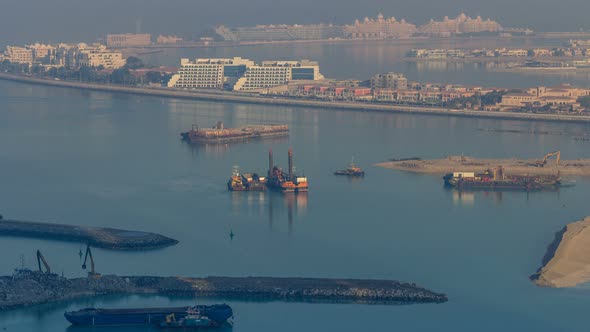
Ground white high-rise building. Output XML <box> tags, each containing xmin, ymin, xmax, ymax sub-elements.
<box><xmin>168</xmin><ymin>57</ymin><xmax>323</xmax><ymax>92</ymax></box>
<box><xmin>167</xmin><ymin>57</ymin><xmax>254</xmax><ymax>89</ymax></box>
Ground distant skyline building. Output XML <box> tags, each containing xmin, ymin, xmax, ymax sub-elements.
<box><xmin>418</xmin><ymin>13</ymin><xmax>503</xmax><ymax>37</ymax></box>
<box><xmin>4</xmin><ymin>46</ymin><xmax>34</xmax><ymax>64</ymax></box>
<box><xmin>106</xmin><ymin>33</ymin><xmax>152</xmax><ymax>48</ymax></box>
<box><xmin>371</xmin><ymin>72</ymin><xmax>408</xmax><ymax>90</ymax></box>
<box><xmin>78</xmin><ymin>43</ymin><xmax>126</xmax><ymax>69</ymax></box>
<box><xmin>344</xmin><ymin>13</ymin><xmax>417</xmax><ymax>39</ymax></box>
<box><xmin>215</xmin><ymin>12</ymin><xmax>511</xmax><ymax>41</ymax></box>
<box><xmin>215</xmin><ymin>24</ymin><xmax>344</xmax><ymax>42</ymax></box>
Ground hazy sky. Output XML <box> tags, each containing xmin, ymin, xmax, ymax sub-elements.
<box><xmin>1</xmin><ymin>0</ymin><xmax>589</xmax><ymax>45</ymax></box>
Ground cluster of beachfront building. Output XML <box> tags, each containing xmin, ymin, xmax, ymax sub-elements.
<box><xmin>408</xmin><ymin>47</ymin><xmax>590</xmax><ymax>59</ymax></box>
<box><xmin>499</xmin><ymin>86</ymin><xmax>590</xmax><ymax>111</ymax></box>
<box><xmin>0</xmin><ymin>43</ymin><xmax>127</xmax><ymax>69</ymax></box>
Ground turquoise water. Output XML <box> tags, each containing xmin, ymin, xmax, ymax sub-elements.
<box><xmin>1</xmin><ymin>76</ymin><xmax>590</xmax><ymax>331</ymax></box>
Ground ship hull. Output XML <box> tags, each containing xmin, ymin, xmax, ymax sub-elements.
<box><xmin>182</xmin><ymin>125</ymin><xmax>289</xmax><ymax>144</ymax></box>
<box><xmin>64</xmin><ymin>304</ymin><xmax>232</xmax><ymax>326</ymax></box>
<box><xmin>444</xmin><ymin>174</ymin><xmax>560</xmax><ymax>191</ymax></box>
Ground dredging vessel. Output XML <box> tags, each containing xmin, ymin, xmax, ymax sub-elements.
<box><xmin>64</xmin><ymin>304</ymin><xmax>233</xmax><ymax>327</ymax></box>
<box><xmin>443</xmin><ymin>166</ymin><xmax>562</xmax><ymax>191</ymax></box>
<box><xmin>181</xmin><ymin>121</ymin><xmax>289</xmax><ymax>143</ymax></box>
<box><xmin>267</xmin><ymin>149</ymin><xmax>308</xmax><ymax>193</ymax></box>
<box><xmin>227</xmin><ymin>165</ymin><xmax>266</xmax><ymax>191</ymax></box>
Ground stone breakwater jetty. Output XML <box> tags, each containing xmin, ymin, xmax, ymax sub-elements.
<box><xmin>0</xmin><ymin>219</ymin><xmax>178</xmax><ymax>250</ymax></box>
<box><xmin>0</xmin><ymin>270</ymin><xmax>447</xmax><ymax>310</ymax></box>
<box><xmin>377</xmin><ymin>156</ymin><xmax>590</xmax><ymax>177</ymax></box>
<box><xmin>531</xmin><ymin>217</ymin><xmax>590</xmax><ymax>288</ymax></box>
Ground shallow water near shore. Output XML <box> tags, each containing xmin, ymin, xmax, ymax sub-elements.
<box><xmin>2</xmin><ymin>62</ymin><xmax>590</xmax><ymax>331</ymax></box>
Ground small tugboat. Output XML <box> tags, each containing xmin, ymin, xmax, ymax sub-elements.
<box><xmin>334</xmin><ymin>159</ymin><xmax>365</xmax><ymax>177</ymax></box>
<box><xmin>227</xmin><ymin>165</ymin><xmax>266</xmax><ymax>191</ymax></box>
<box><xmin>160</xmin><ymin>308</ymin><xmax>214</xmax><ymax>328</ymax></box>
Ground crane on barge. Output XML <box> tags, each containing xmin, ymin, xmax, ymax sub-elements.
<box><xmin>36</xmin><ymin>250</ymin><xmax>51</xmax><ymax>274</ymax></box>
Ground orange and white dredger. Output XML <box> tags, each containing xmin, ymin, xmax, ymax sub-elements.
<box><xmin>266</xmin><ymin>148</ymin><xmax>308</xmax><ymax>193</ymax></box>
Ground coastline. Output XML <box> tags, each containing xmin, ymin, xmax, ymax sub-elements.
<box><xmin>2</xmin><ymin>73</ymin><xmax>590</xmax><ymax>123</ymax></box>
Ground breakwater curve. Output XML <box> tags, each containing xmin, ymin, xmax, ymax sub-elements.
<box><xmin>0</xmin><ymin>219</ymin><xmax>178</xmax><ymax>250</ymax></box>
<box><xmin>0</xmin><ymin>270</ymin><xmax>448</xmax><ymax>310</ymax></box>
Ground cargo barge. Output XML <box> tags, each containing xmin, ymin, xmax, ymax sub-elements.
<box><xmin>227</xmin><ymin>166</ymin><xmax>266</xmax><ymax>191</ymax></box>
<box><xmin>443</xmin><ymin>166</ymin><xmax>563</xmax><ymax>191</ymax></box>
<box><xmin>64</xmin><ymin>304</ymin><xmax>232</xmax><ymax>327</ymax></box>
<box><xmin>181</xmin><ymin>121</ymin><xmax>289</xmax><ymax>143</ymax></box>
<box><xmin>267</xmin><ymin>149</ymin><xmax>308</xmax><ymax>193</ymax></box>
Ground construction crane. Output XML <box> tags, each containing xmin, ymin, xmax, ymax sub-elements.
<box><xmin>530</xmin><ymin>151</ymin><xmax>561</xmax><ymax>167</ymax></box>
<box><xmin>82</xmin><ymin>245</ymin><xmax>101</xmax><ymax>278</ymax></box>
<box><xmin>36</xmin><ymin>250</ymin><xmax>51</xmax><ymax>274</ymax></box>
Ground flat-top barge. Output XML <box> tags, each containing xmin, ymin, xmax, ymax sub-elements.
<box><xmin>444</xmin><ymin>166</ymin><xmax>563</xmax><ymax>191</ymax></box>
<box><xmin>181</xmin><ymin>121</ymin><xmax>289</xmax><ymax>143</ymax></box>
<box><xmin>64</xmin><ymin>304</ymin><xmax>233</xmax><ymax>327</ymax></box>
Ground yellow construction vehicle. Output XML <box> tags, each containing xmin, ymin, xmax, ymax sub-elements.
<box><xmin>530</xmin><ymin>151</ymin><xmax>561</xmax><ymax>167</ymax></box>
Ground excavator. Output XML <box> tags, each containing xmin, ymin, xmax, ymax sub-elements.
<box><xmin>530</xmin><ymin>151</ymin><xmax>561</xmax><ymax>168</ymax></box>
<box><xmin>36</xmin><ymin>250</ymin><xmax>51</xmax><ymax>274</ymax></box>
<box><xmin>82</xmin><ymin>245</ymin><xmax>101</xmax><ymax>278</ymax></box>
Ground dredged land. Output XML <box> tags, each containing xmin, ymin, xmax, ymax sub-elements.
<box><xmin>531</xmin><ymin>217</ymin><xmax>590</xmax><ymax>288</ymax></box>
<box><xmin>377</xmin><ymin>156</ymin><xmax>590</xmax><ymax>177</ymax></box>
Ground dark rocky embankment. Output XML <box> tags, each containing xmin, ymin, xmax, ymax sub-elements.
<box><xmin>0</xmin><ymin>219</ymin><xmax>178</xmax><ymax>250</ymax></box>
<box><xmin>0</xmin><ymin>270</ymin><xmax>447</xmax><ymax>310</ymax></box>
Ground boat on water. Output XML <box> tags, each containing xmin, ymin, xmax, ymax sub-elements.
<box><xmin>443</xmin><ymin>167</ymin><xmax>564</xmax><ymax>191</ymax></box>
<box><xmin>334</xmin><ymin>160</ymin><xmax>365</xmax><ymax>176</ymax></box>
<box><xmin>227</xmin><ymin>165</ymin><xmax>266</xmax><ymax>191</ymax></box>
<box><xmin>64</xmin><ymin>304</ymin><xmax>233</xmax><ymax>327</ymax></box>
<box><xmin>266</xmin><ymin>149</ymin><xmax>308</xmax><ymax>193</ymax></box>
<box><xmin>181</xmin><ymin>121</ymin><xmax>289</xmax><ymax>144</ymax></box>
<box><xmin>160</xmin><ymin>308</ymin><xmax>213</xmax><ymax>328</ymax></box>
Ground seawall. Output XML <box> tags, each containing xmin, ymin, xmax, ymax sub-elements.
<box><xmin>0</xmin><ymin>270</ymin><xmax>448</xmax><ymax>310</ymax></box>
<box><xmin>2</xmin><ymin>73</ymin><xmax>590</xmax><ymax>124</ymax></box>
<box><xmin>0</xmin><ymin>219</ymin><xmax>178</xmax><ymax>250</ymax></box>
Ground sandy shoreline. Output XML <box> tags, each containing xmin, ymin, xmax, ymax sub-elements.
<box><xmin>2</xmin><ymin>73</ymin><xmax>590</xmax><ymax>124</ymax></box>
<box><xmin>531</xmin><ymin>217</ymin><xmax>590</xmax><ymax>288</ymax></box>
<box><xmin>376</xmin><ymin>156</ymin><xmax>590</xmax><ymax>177</ymax></box>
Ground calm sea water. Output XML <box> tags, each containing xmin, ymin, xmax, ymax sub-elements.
<box><xmin>2</xmin><ymin>41</ymin><xmax>590</xmax><ymax>331</ymax></box>
<box><xmin>142</xmin><ymin>38</ymin><xmax>590</xmax><ymax>88</ymax></box>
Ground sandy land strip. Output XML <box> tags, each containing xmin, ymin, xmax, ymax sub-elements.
<box><xmin>376</xmin><ymin>156</ymin><xmax>590</xmax><ymax>177</ymax></box>
<box><xmin>531</xmin><ymin>217</ymin><xmax>590</xmax><ymax>288</ymax></box>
